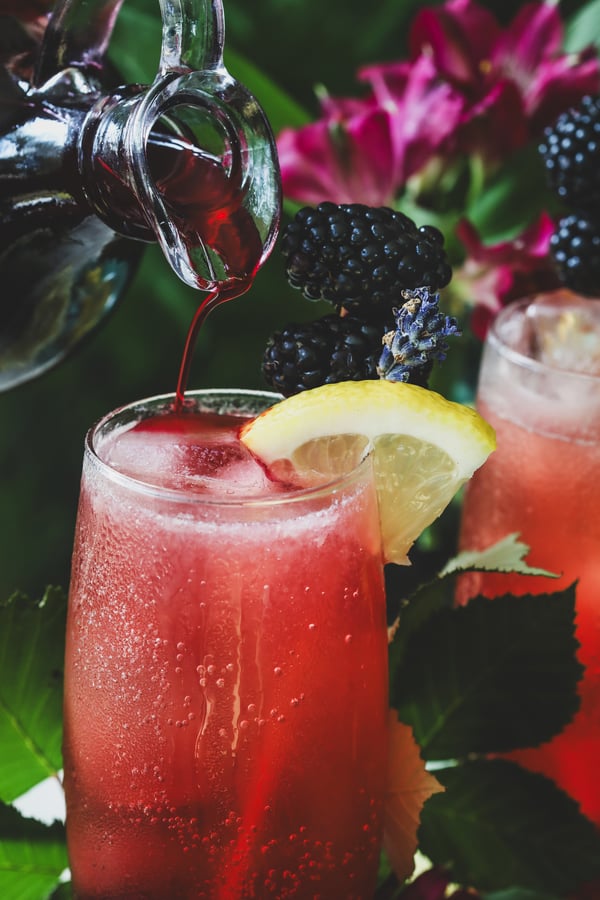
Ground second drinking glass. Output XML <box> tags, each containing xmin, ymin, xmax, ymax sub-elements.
<box><xmin>459</xmin><ymin>291</ymin><xmax>600</xmax><ymax>827</ymax></box>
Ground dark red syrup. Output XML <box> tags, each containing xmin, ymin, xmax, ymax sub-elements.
<box><xmin>144</xmin><ymin>135</ymin><xmax>262</xmax><ymax>409</ymax></box>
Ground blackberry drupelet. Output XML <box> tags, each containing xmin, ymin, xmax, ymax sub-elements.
<box><xmin>550</xmin><ymin>213</ymin><xmax>600</xmax><ymax>296</ymax></box>
<box><xmin>539</xmin><ymin>95</ymin><xmax>600</xmax><ymax>213</ymax></box>
<box><xmin>281</xmin><ymin>202</ymin><xmax>452</xmax><ymax>317</ymax></box>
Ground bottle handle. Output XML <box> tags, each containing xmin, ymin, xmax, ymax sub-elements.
<box><xmin>38</xmin><ymin>0</ymin><xmax>280</xmax><ymax>290</ymax></box>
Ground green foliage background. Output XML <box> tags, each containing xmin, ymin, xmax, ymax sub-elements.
<box><xmin>0</xmin><ymin>0</ymin><xmax>596</xmax><ymax>600</ymax></box>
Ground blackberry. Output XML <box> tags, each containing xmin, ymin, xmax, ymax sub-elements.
<box><xmin>539</xmin><ymin>95</ymin><xmax>600</xmax><ymax>212</ymax></box>
<box><xmin>281</xmin><ymin>202</ymin><xmax>452</xmax><ymax>317</ymax></box>
<box><xmin>262</xmin><ymin>314</ymin><xmax>390</xmax><ymax>396</ymax></box>
<box><xmin>550</xmin><ymin>213</ymin><xmax>600</xmax><ymax>296</ymax></box>
<box><xmin>263</xmin><ymin>313</ymin><xmax>433</xmax><ymax>397</ymax></box>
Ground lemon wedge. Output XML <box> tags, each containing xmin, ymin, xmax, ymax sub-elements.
<box><xmin>240</xmin><ymin>380</ymin><xmax>495</xmax><ymax>564</ymax></box>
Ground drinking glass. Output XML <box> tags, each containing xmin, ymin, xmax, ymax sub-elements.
<box><xmin>458</xmin><ymin>291</ymin><xmax>600</xmax><ymax>825</ymax></box>
<box><xmin>63</xmin><ymin>389</ymin><xmax>389</xmax><ymax>899</ymax></box>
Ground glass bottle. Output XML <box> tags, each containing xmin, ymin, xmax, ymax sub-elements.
<box><xmin>0</xmin><ymin>0</ymin><xmax>280</xmax><ymax>390</ymax></box>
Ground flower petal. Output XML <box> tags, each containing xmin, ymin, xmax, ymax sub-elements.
<box><xmin>492</xmin><ymin>1</ymin><xmax>563</xmax><ymax>72</ymax></box>
<box><xmin>409</xmin><ymin>0</ymin><xmax>500</xmax><ymax>86</ymax></box>
<box><xmin>383</xmin><ymin>711</ymin><xmax>444</xmax><ymax>884</ymax></box>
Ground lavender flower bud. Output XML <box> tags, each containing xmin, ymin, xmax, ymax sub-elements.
<box><xmin>377</xmin><ymin>287</ymin><xmax>460</xmax><ymax>383</ymax></box>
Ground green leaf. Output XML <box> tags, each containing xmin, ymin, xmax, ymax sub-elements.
<box><xmin>465</xmin><ymin>146</ymin><xmax>553</xmax><ymax>243</ymax></box>
<box><xmin>109</xmin><ymin>4</ymin><xmax>310</xmax><ymax>135</ymax></box>
<box><xmin>0</xmin><ymin>588</ymin><xmax>66</xmax><ymax>803</ymax></box>
<box><xmin>225</xmin><ymin>50</ymin><xmax>311</xmax><ymax>133</ymax></box>
<box><xmin>388</xmin><ymin>535</ymin><xmax>558</xmax><ymax>706</ymax></box>
<box><xmin>484</xmin><ymin>889</ymin><xmax>562</xmax><ymax>900</ymax></box>
<box><xmin>419</xmin><ymin>760</ymin><xmax>600</xmax><ymax>895</ymax></box>
<box><xmin>109</xmin><ymin>5</ymin><xmax>162</xmax><ymax>84</ymax></box>
<box><xmin>565</xmin><ymin>0</ymin><xmax>600</xmax><ymax>52</ymax></box>
<box><xmin>0</xmin><ymin>803</ymin><xmax>68</xmax><ymax>900</ymax></box>
<box><xmin>393</xmin><ymin>587</ymin><xmax>582</xmax><ymax>757</ymax></box>
<box><xmin>441</xmin><ymin>534</ymin><xmax>559</xmax><ymax>578</ymax></box>
<box><xmin>48</xmin><ymin>882</ymin><xmax>73</xmax><ymax>899</ymax></box>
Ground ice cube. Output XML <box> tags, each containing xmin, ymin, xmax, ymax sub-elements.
<box><xmin>100</xmin><ymin>425</ymin><xmax>187</xmax><ymax>489</ymax></box>
<box><xmin>524</xmin><ymin>291</ymin><xmax>600</xmax><ymax>375</ymax></box>
<box><xmin>176</xmin><ymin>440</ymin><xmax>274</xmax><ymax>496</ymax></box>
<box><xmin>98</xmin><ymin>415</ymin><xmax>275</xmax><ymax>496</ymax></box>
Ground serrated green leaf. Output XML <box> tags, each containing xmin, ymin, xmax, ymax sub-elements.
<box><xmin>420</xmin><ymin>760</ymin><xmax>600</xmax><ymax>894</ymax></box>
<box><xmin>389</xmin><ymin>535</ymin><xmax>558</xmax><ymax>707</ymax></box>
<box><xmin>0</xmin><ymin>588</ymin><xmax>66</xmax><ymax>803</ymax></box>
<box><xmin>393</xmin><ymin>587</ymin><xmax>582</xmax><ymax>757</ymax></box>
<box><xmin>0</xmin><ymin>803</ymin><xmax>67</xmax><ymax>900</ymax></box>
<box><xmin>388</xmin><ymin>575</ymin><xmax>455</xmax><ymax>699</ymax></box>
<box><xmin>441</xmin><ymin>534</ymin><xmax>559</xmax><ymax>579</ymax></box>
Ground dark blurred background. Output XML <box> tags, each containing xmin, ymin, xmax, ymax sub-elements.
<box><xmin>0</xmin><ymin>0</ymin><xmax>591</xmax><ymax>599</ymax></box>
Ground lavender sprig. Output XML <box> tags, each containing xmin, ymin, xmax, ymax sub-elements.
<box><xmin>377</xmin><ymin>287</ymin><xmax>461</xmax><ymax>383</ymax></box>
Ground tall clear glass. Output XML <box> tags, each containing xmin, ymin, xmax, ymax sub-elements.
<box><xmin>63</xmin><ymin>389</ymin><xmax>388</xmax><ymax>899</ymax></box>
<box><xmin>458</xmin><ymin>292</ymin><xmax>600</xmax><ymax>826</ymax></box>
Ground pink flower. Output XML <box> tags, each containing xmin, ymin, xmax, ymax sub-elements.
<box><xmin>277</xmin><ymin>102</ymin><xmax>400</xmax><ymax>207</ymax></box>
<box><xmin>277</xmin><ymin>0</ymin><xmax>599</xmax><ymax>207</ymax></box>
<box><xmin>454</xmin><ymin>212</ymin><xmax>560</xmax><ymax>338</ymax></box>
<box><xmin>277</xmin><ymin>53</ymin><xmax>465</xmax><ymax>206</ymax></box>
<box><xmin>409</xmin><ymin>0</ymin><xmax>600</xmax><ymax>160</ymax></box>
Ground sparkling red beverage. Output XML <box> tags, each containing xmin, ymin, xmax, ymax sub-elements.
<box><xmin>63</xmin><ymin>390</ymin><xmax>389</xmax><ymax>899</ymax></box>
<box><xmin>459</xmin><ymin>293</ymin><xmax>600</xmax><ymax>826</ymax></box>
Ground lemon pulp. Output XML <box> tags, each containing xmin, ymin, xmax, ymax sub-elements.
<box><xmin>240</xmin><ymin>381</ymin><xmax>495</xmax><ymax>564</ymax></box>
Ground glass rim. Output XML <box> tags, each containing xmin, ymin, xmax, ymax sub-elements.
<box><xmin>488</xmin><ymin>296</ymin><xmax>600</xmax><ymax>386</ymax></box>
<box><xmin>84</xmin><ymin>388</ymin><xmax>374</xmax><ymax>508</ymax></box>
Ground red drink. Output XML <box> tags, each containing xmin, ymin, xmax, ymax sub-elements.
<box><xmin>63</xmin><ymin>390</ymin><xmax>388</xmax><ymax>899</ymax></box>
<box><xmin>459</xmin><ymin>293</ymin><xmax>600</xmax><ymax>825</ymax></box>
